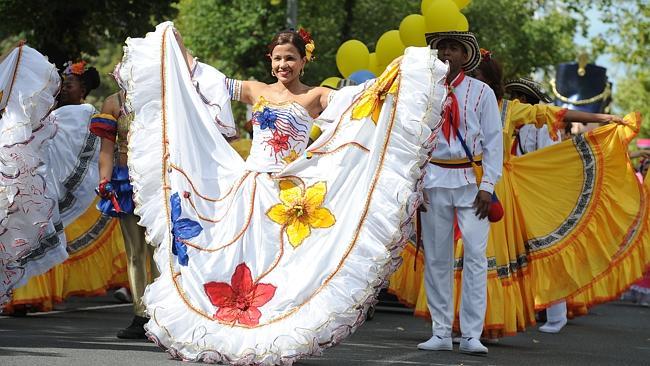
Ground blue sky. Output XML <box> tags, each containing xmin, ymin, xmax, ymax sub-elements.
<box><xmin>573</xmin><ymin>7</ymin><xmax>622</xmax><ymax>80</ymax></box>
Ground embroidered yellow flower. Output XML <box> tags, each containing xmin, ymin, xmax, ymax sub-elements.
<box><xmin>282</xmin><ymin>150</ymin><xmax>300</xmax><ymax>164</ymax></box>
<box><xmin>267</xmin><ymin>180</ymin><xmax>335</xmax><ymax>248</ymax></box>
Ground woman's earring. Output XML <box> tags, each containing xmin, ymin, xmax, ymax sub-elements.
<box><xmin>271</xmin><ymin>69</ymin><xmax>276</xmax><ymax>77</ymax></box>
<box><xmin>300</xmin><ymin>68</ymin><xmax>305</xmax><ymax>77</ymax></box>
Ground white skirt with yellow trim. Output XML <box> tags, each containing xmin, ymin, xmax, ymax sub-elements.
<box><xmin>119</xmin><ymin>22</ymin><xmax>447</xmax><ymax>365</ymax></box>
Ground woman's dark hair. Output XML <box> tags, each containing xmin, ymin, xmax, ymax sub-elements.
<box><xmin>69</xmin><ymin>67</ymin><xmax>100</xmax><ymax>98</ymax></box>
<box><xmin>81</xmin><ymin>67</ymin><xmax>100</xmax><ymax>97</ymax></box>
<box><xmin>476</xmin><ymin>57</ymin><xmax>504</xmax><ymax>101</ymax></box>
<box><xmin>267</xmin><ymin>30</ymin><xmax>307</xmax><ymax>59</ymax></box>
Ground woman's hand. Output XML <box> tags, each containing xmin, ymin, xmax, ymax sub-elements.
<box><xmin>599</xmin><ymin>114</ymin><xmax>624</xmax><ymax>124</ymax></box>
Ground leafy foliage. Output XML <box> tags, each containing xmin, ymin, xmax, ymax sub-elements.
<box><xmin>587</xmin><ymin>0</ymin><xmax>649</xmax><ymax>136</ymax></box>
<box><xmin>175</xmin><ymin>0</ymin><xmax>420</xmax><ymax>85</ymax></box>
<box><xmin>464</xmin><ymin>0</ymin><xmax>580</xmax><ymax>80</ymax></box>
<box><xmin>0</xmin><ymin>0</ymin><xmax>178</xmax><ymax>67</ymax></box>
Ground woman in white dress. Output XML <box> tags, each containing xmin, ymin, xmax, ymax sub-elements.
<box><xmin>5</xmin><ymin>62</ymin><xmax>129</xmax><ymax>316</ymax></box>
<box><xmin>0</xmin><ymin>44</ymin><xmax>65</xmax><ymax>306</ymax></box>
<box><xmin>119</xmin><ymin>22</ymin><xmax>447</xmax><ymax>364</ymax></box>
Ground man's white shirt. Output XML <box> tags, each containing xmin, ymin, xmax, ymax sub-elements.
<box><xmin>424</xmin><ymin>76</ymin><xmax>502</xmax><ymax>194</ymax></box>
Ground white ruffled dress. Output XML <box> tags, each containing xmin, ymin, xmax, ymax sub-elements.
<box><xmin>0</xmin><ymin>45</ymin><xmax>66</xmax><ymax>305</ymax></box>
<box><xmin>39</xmin><ymin>104</ymin><xmax>100</xmax><ymax>225</ymax></box>
<box><xmin>120</xmin><ymin>22</ymin><xmax>447</xmax><ymax>365</ymax></box>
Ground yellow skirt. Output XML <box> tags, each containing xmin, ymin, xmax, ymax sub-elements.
<box><xmin>6</xmin><ymin>198</ymin><xmax>128</xmax><ymax>312</ymax></box>
<box><xmin>389</xmin><ymin>113</ymin><xmax>650</xmax><ymax>338</ymax></box>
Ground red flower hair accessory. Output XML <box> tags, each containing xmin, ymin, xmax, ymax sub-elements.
<box><xmin>63</xmin><ymin>60</ymin><xmax>87</xmax><ymax>76</ymax></box>
<box><xmin>298</xmin><ymin>28</ymin><xmax>315</xmax><ymax>62</ymax></box>
<box><xmin>480</xmin><ymin>48</ymin><xmax>492</xmax><ymax>62</ymax></box>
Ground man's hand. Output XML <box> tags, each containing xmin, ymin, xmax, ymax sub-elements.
<box><xmin>473</xmin><ymin>190</ymin><xmax>491</xmax><ymax>220</ymax></box>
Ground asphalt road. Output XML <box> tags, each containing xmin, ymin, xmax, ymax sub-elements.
<box><xmin>1</xmin><ymin>294</ymin><xmax>649</xmax><ymax>366</ymax></box>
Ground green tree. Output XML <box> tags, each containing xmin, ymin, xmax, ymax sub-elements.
<box><xmin>0</xmin><ymin>0</ymin><xmax>178</xmax><ymax>67</ymax></box>
<box><xmin>177</xmin><ymin>0</ymin><xmax>588</xmax><ymax>84</ymax></box>
<box><xmin>464</xmin><ymin>0</ymin><xmax>581</xmax><ymax>80</ymax></box>
<box><xmin>591</xmin><ymin>0</ymin><xmax>649</xmax><ymax>137</ymax></box>
<box><xmin>176</xmin><ymin>0</ymin><xmax>420</xmax><ymax>86</ymax></box>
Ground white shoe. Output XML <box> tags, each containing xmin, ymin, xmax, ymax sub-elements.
<box><xmin>538</xmin><ymin>318</ymin><xmax>567</xmax><ymax>333</ymax></box>
<box><xmin>417</xmin><ymin>335</ymin><xmax>453</xmax><ymax>351</ymax></box>
<box><xmin>459</xmin><ymin>337</ymin><xmax>488</xmax><ymax>355</ymax></box>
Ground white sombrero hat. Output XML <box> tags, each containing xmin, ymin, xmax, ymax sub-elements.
<box><xmin>425</xmin><ymin>31</ymin><xmax>481</xmax><ymax>72</ymax></box>
<box><xmin>504</xmin><ymin>77</ymin><xmax>553</xmax><ymax>103</ymax></box>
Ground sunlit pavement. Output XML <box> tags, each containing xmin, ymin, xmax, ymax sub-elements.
<box><xmin>1</xmin><ymin>293</ymin><xmax>649</xmax><ymax>366</ymax></box>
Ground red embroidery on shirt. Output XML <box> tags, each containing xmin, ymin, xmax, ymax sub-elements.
<box><xmin>474</xmin><ymin>84</ymin><xmax>485</xmax><ymax>113</ymax></box>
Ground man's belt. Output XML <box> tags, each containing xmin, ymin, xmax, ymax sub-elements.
<box><xmin>430</xmin><ymin>156</ymin><xmax>483</xmax><ymax>169</ymax></box>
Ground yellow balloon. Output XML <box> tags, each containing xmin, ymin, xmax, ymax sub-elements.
<box><xmin>454</xmin><ymin>0</ymin><xmax>471</xmax><ymax>9</ymax></box>
<box><xmin>320</xmin><ymin>76</ymin><xmax>342</xmax><ymax>89</ymax></box>
<box><xmin>423</xmin><ymin>0</ymin><xmax>462</xmax><ymax>33</ymax></box>
<box><xmin>368</xmin><ymin>53</ymin><xmax>382</xmax><ymax>76</ymax></box>
<box><xmin>399</xmin><ymin>14</ymin><xmax>427</xmax><ymax>47</ymax></box>
<box><xmin>375</xmin><ymin>30</ymin><xmax>405</xmax><ymax>66</ymax></box>
<box><xmin>336</xmin><ymin>40</ymin><xmax>370</xmax><ymax>78</ymax></box>
<box><xmin>456</xmin><ymin>13</ymin><xmax>469</xmax><ymax>31</ymax></box>
<box><xmin>420</xmin><ymin>0</ymin><xmax>435</xmax><ymax>14</ymax></box>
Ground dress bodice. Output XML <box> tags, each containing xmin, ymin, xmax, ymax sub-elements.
<box><xmin>245</xmin><ymin>96</ymin><xmax>314</xmax><ymax>173</ymax></box>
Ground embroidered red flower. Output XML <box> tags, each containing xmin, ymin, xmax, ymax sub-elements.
<box><xmin>203</xmin><ymin>263</ymin><xmax>277</xmax><ymax>327</ymax></box>
<box><xmin>267</xmin><ymin>131</ymin><xmax>290</xmax><ymax>154</ymax></box>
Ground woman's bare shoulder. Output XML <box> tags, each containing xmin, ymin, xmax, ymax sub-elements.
<box><xmin>100</xmin><ymin>93</ymin><xmax>120</xmax><ymax>117</ymax></box>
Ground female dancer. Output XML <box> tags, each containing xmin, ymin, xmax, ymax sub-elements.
<box><xmin>116</xmin><ymin>22</ymin><xmax>447</xmax><ymax>364</ymax></box>
<box><xmin>0</xmin><ymin>43</ymin><xmax>64</xmax><ymax>306</ymax></box>
<box><xmin>5</xmin><ymin>62</ymin><xmax>128</xmax><ymax>315</ymax></box>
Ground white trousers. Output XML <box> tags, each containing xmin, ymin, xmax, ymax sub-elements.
<box><xmin>421</xmin><ymin>185</ymin><xmax>489</xmax><ymax>339</ymax></box>
<box><xmin>546</xmin><ymin>301</ymin><xmax>567</xmax><ymax>322</ymax></box>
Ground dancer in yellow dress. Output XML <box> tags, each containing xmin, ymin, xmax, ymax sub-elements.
<box><xmin>389</xmin><ymin>51</ymin><xmax>648</xmax><ymax>340</ymax></box>
<box><xmin>5</xmin><ymin>62</ymin><xmax>128</xmax><ymax>315</ymax></box>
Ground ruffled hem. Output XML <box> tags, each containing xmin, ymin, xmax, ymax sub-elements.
<box><xmin>521</xmin><ymin>114</ymin><xmax>646</xmax><ymax>308</ymax></box>
<box><xmin>8</xmin><ymin>210</ymin><xmax>128</xmax><ymax>311</ymax></box>
<box><xmin>387</xmin><ymin>242</ymin><xmax>424</xmax><ymax>308</ymax></box>
<box><xmin>564</xmin><ymin>187</ymin><xmax>650</xmax><ymax>314</ymax></box>
<box><xmin>0</xmin><ymin>45</ymin><xmax>65</xmax><ymax>306</ymax></box>
<box><xmin>121</xmin><ymin>22</ymin><xmax>448</xmax><ymax>365</ymax></box>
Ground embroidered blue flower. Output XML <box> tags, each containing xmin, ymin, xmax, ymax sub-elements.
<box><xmin>257</xmin><ymin>107</ymin><xmax>277</xmax><ymax>130</ymax></box>
<box><xmin>170</xmin><ymin>192</ymin><xmax>203</xmax><ymax>266</ymax></box>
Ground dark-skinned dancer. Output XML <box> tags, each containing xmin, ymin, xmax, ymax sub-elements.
<box><xmin>417</xmin><ymin>31</ymin><xmax>501</xmax><ymax>355</ymax></box>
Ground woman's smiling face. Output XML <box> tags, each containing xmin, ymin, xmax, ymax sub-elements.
<box><xmin>270</xmin><ymin>43</ymin><xmax>306</xmax><ymax>83</ymax></box>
